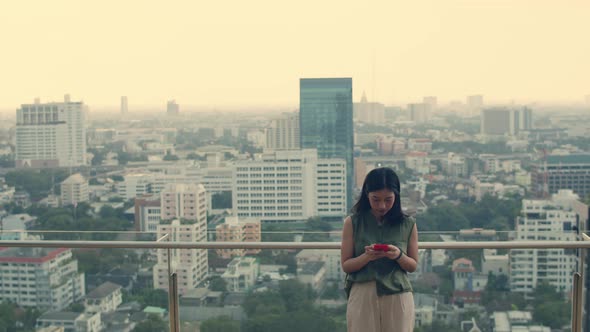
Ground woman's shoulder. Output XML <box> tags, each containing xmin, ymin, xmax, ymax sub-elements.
<box><xmin>346</xmin><ymin>211</ymin><xmax>367</xmax><ymax>226</ymax></box>
<box><xmin>401</xmin><ymin>214</ymin><xmax>416</xmax><ymax>227</ymax></box>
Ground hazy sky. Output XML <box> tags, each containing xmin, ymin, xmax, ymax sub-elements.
<box><xmin>1</xmin><ymin>0</ymin><xmax>589</xmax><ymax>110</ymax></box>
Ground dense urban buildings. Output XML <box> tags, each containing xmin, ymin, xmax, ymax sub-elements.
<box><xmin>354</xmin><ymin>92</ymin><xmax>385</xmax><ymax>124</ymax></box>
<box><xmin>423</xmin><ymin>96</ymin><xmax>437</xmax><ymax>111</ymax></box>
<box><xmin>299</xmin><ymin>78</ymin><xmax>354</xmax><ymax>208</ymax></box>
<box><xmin>480</xmin><ymin>107</ymin><xmax>533</xmax><ymax>136</ymax></box>
<box><xmin>15</xmin><ymin>96</ymin><xmax>87</xmax><ymax>168</ymax></box>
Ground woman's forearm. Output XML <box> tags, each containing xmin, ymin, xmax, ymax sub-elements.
<box><xmin>342</xmin><ymin>253</ymin><xmax>371</xmax><ymax>274</ymax></box>
<box><xmin>396</xmin><ymin>253</ymin><xmax>417</xmax><ymax>272</ymax></box>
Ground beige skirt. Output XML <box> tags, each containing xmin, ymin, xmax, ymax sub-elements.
<box><xmin>346</xmin><ymin>281</ymin><xmax>415</xmax><ymax>332</ymax></box>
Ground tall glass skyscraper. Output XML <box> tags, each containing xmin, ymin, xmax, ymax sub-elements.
<box><xmin>300</xmin><ymin>78</ymin><xmax>354</xmax><ymax>211</ymax></box>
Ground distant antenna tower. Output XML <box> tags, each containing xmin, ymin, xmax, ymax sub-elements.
<box><xmin>371</xmin><ymin>50</ymin><xmax>376</xmax><ymax>105</ymax></box>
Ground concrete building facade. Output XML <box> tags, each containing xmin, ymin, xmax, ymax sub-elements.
<box><xmin>0</xmin><ymin>248</ymin><xmax>85</xmax><ymax>311</ymax></box>
<box><xmin>15</xmin><ymin>96</ymin><xmax>87</xmax><ymax>168</ymax></box>
<box><xmin>232</xmin><ymin>149</ymin><xmax>346</xmax><ymax>222</ymax></box>
<box><xmin>510</xmin><ymin>190</ymin><xmax>580</xmax><ymax>294</ymax></box>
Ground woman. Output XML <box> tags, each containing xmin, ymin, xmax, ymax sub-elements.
<box><xmin>341</xmin><ymin>167</ymin><xmax>419</xmax><ymax>332</ymax></box>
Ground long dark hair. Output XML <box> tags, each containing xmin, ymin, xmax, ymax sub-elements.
<box><xmin>352</xmin><ymin>167</ymin><xmax>405</xmax><ymax>224</ymax></box>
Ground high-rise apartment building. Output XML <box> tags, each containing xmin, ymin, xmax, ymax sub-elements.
<box><xmin>221</xmin><ymin>257</ymin><xmax>259</xmax><ymax>293</ymax></box>
<box><xmin>160</xmin><ymin>183</ymin><xmax>207</xmax><ymax>221</ymax></box>
<box><xmin>480</xmin><ymin>107</ymin><xmax>533</xmax><ymax>136</ymax></box>
<box><xmin>167</xmin><ymin>100</ymin><xmax>179</xmax><ymax>115</ymax></box>
<box><xmin>408</xmin><ymin>103</ymin><xmax>429</xmax><ymax>123</ymax></box>
<box><xmin>215</xmin><ymin>216</ymin><xmax>261</xmax><ymax>258</ymax></box>
<box><xmin>510</xmin><ymin>190</ymin><xmax>580</xmax><ymax>294</ymax></box>
<box><xmin>265</xmin><ymin>112</ymin><xmax>300</xmax><ymax>150</ymax></box>
<box><xmin>153</xmin><ymin>183</ymin><xmax>208</xmax><ymax>294</ymax></box>
<box><xmin>15</xmin><ymin>96</ymin><xmax>87</xmax><ymax>168</ymax></box>
<box><xmin>0</xmin><ymin>248</ymin><xmax>85</xmax><ymax>311</ymax></box>
<box><xmin>300</xmin><ymin>78</ymin><xmax>353</xmax><ymax>208</ymax></box>
<box><xmin>120</xmin><ymin>96</ymin><xmax>128</xmax><ymax>114</ymax></box>
<box><xmin>60</xmin><ymin>173</ymin><xmax>89</xmax><ymax>207</ymax></box>
<box><xmin>233</xmin><ymin>149</ymin><xmax>346</xmax><ymax>222</ymax></box>
<box><xmin>354</xmin><ymin>92</ymin><xmax>385</xmax><ymax>125</ymax></box>
<box><xmin>531</xmin><ymin>154</ymin><xmax>590</xmax><ymax>198</ymax></box>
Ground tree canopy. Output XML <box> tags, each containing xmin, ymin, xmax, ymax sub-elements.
<box><xmin>241</xmin><ymin>280</ymin><xmax>344</xmax><ymax>332</ymax></box>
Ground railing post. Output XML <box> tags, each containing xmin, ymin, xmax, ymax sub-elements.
<box><xmin>572</xmin><ymin>272</ymin><xmax>583</xmax><ymax>332</ymax></box>
<box><xmin>168</xmin><ymin>272</ymin><xmax>180</xmax><ymax>332</ymax></box>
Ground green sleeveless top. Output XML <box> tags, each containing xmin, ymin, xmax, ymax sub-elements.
<box><xmin>345</xmin><ymin>211</ymin><xmax>415</xmax><ymax>297</ymax></box>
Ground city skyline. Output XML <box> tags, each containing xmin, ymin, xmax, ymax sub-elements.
<box><xmin>1</xmin><ymin>1</ymin><xmax>589</xmax><ymax>110</ymax></box>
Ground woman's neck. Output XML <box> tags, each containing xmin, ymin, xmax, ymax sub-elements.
<box><xmin>371</xmin><ymin>210</ymin><xmax>384</xmax><ymax>224</ymax></box>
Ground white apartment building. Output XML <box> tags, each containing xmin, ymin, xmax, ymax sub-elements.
<box><xmin>480</xmin><ymin>154</ymin><xmax>500</xmax><ymax>173</ymax></box>
<box><xmin>84</xmin><ymin>281</ymin><xmax>122</xmax><ymax>314</ymax></box>
<box><xmin>153</xmin><ymin>220</ymin><xmax>208</xmax><ymax>295</ymax></box>
<box><xmin>405</xmin><ymin>152</ymin><xmax>430</xmax><ymax>175</ymax></box>
<box><xmin>0</xmin><ymin>248</ymin><xmax>85</xmax><ymax>311</ymax></box>
<box><xmin>233</xmin><ymin>149</ymin><xmax>346</xmax><ymax>222</ymax></box>
<box><xmin>482</xmin><ymin>251</ymin><xmax>509</xmax><ymax>276</ymax></box>
<box><xmin>510</xmin><ymin>190</ymin><xmax>580</xmax><ymax>294</ymax></box>
<box><xmin>160</xmin><ymin>183</ymin><xmax>207</xmax><ymax>221</ymax></box>
<box><xmin>316</xmin><ymin>159</ymin><xmax>347</xmax><ymax>216</ymax></box>
<box><xmin>265</xmin><ymin>112</ymin><xmax>300</xmax><ymax>150</ymax></box>
<box><xmin>117</xmin><ymin>173</ymin><xmax>154</xmax><ymax>200</ymax></box>
<box><xmin>222</xmin><ymin>257</ymin><xmax>259</xmax><ymax>293</ymax></box>
<box><xmin>153</xmin><ymin>184</ymin><xmax>208</xmax><ymax>294</ymax></box>
<box><xmin>60</xmin><ymin>174</ymin><xmax>89</xmax><ymax>207</ymax></box>
<box><xmin>16</xmin><ymin>96</ymin><xmax>86</xmax><ymax>168</ymax></box>
<box><xmin>297</xmin><ymin>261</ymin><xmax>326</xmax><ymax>292</ymax></box>
<box><xmin>444</xmin><ymin>153</ymin><xmax>468</xmax><ymax>178</ymax></box>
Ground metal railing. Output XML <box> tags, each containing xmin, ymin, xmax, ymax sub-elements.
<box><xmin>0</xmin><ymin>238</ymin><xmax>587</xmax><ymax>332</ymax></box>
<box><xmin>2</xmin><ymin>239</ymin><xmax>590</xmax><ymax>249</ymax></box>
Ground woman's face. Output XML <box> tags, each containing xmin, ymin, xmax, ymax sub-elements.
<box><xmin>368</xmin><ymin>189</ymin><xmax>396</xmax><ymax>218</ymax></box>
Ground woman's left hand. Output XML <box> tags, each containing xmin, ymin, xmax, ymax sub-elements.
<box><xmin>384</xmin><ymin>245</ymin><xmax>402</xmax><ymax>261</ymax></box>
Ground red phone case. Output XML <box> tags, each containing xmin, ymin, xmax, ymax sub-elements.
<box><xmin>373</xmin><ymin>244</ymin><xmax>389</xmax><ymax>251</ymax></box>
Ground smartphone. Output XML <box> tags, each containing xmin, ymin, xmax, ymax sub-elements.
<box><xmin>373</xmin><ymin>244</ymin><xmax>389</xmax><ymax>251</ymax></box>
